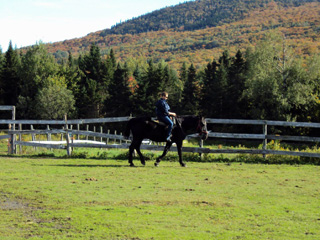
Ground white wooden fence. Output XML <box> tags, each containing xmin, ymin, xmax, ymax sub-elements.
<box><xmin>1</xmin><ymin>105</ymin><xmax>320</xmax><ymax>159</ymax></box>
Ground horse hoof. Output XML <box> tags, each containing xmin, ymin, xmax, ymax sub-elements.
<box><xmin>180</xmin><ymin>163</ymin><xmax>186</xmax><ymax>167</ymax></box>
<box><xmin>129</xmin><ymin>163</ymin><xmax>135</xmax><ymax>167</ymax></box>
<box><xmin>141</xmin><ymin>161</ymin><xmax>146</xmax><ymax>166</ymax></box>
<box><xmin>154</xmin><ymin>162</ymin><xmax>159</xmax><ymax>167</ymax></box>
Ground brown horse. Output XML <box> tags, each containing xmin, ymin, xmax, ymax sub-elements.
<box><xmin>124</xmin><ymin>116</ymin><xmax>208</xmax><ymax>167</ymax></box>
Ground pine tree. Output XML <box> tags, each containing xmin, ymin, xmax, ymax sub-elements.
<box><xmin>105</xmin><ymin>62</ymin><xmax>132</xmax><ymax>116</ymax></box>
<box><xmin>132</xmin><ymin>64</ymin><xmax>148</xmax><ymax>116</ymax></box>
<box><xmin>77</xmin><ymin>44</ymin><xmax>110</xmax><ymax>118</ymax></box>
<box><xmin>228</xmin><ymin>50</ymin><xmax>247</xmax><ymax>118</ymax></box>
<box><xmin>0</xmin><ymin>48</ymin><xmax>4</xmax><ymax>74</ymax></box>
<box><xmin>108</xmin><ymin>49</ymin><xmax>117</xmax><ymax>69</ymax></box>
<box><xmin>216</xmin><ymin>50</ymin><xmax>232</xmax><ymax>118</ymax></box>
<box><xmin>0</xmin><ymin>48</ymin><xmax>5</xmax><ymax>105</ymax></box>
<box><xmin>144</xmin><ymin>59</ymin><xmax>164</xmax><ymax>115</ymax></box>
<box><xmin>164</xmin><ymin>65</ymin><xmax>180</xmax><ymax>114</ymax></box>
<box><xmin>201</xmin><ymin>60</ymin><xmax>218</xmax><ymax>117</ymax></box>
<box><xmin>65</xmin><ymin>51</ymin><xmax>81</xmax><ymax>94</ymax></box>
<box><xmin>181</xmin><ymin>64</ymin><xmax>200</xmax><ymax>115</ymax></box>
<box><xmin>1</xmin><ymin>41</ymin><xmax>20</xmax><ymax>106</ymax></box>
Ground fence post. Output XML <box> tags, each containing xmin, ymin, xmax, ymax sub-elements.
<box><xmin>65</xmin><ymin>115</ymin><xmax>72</xmax><ymax>156</ymax></box>
<box><xmin>77</xmin><ymin>124</ymin><xmax>80</xmax><ymax>140</ymax></box>
<box><xmin>93</xmin><ymin>126</ymin><xmax>96</xmax><ymax>141</ymax></box>
<box><xmin>12</xmin><ymin>106</ymin><xmax>16</xmax><ymax>154</ymax></box>
<box><xmin>8</xmin><ymin>124</ymin><xmax>12</xmax><ymax>154</ymax></box>
<box><xmin>19</xmin><ymin>124</ymin><xmax>22</xmax><ymax>154</ymax></box>
<box><xmin>8</xmin><ymin>106</ymin><xmax>16</xmax><ymax>154</ymax></box>
<box><xmin>199</xmin><ymin>139</ymin><xmax>203</xmax><ymax>160</ymax></box>
<box><xmin>86</xmin><ymin>125</ymin><xmax>89</xmax><ymax>141</ymax></box>
<box><xmin>263</xmin><ymin>123</ymin><xmax>268</xmax><ymax>159</ymax></box>
<box><xmin>107</xmin><ymin>129</ymin><xmax>110</xmax><ymax>144</ymax></box>
<box><xmin>47</xmin><ymin>125</ymin><xmax>52</xmax><ymax>151</ymax></box>
<box><xmin>100</xmin><ymin>126</ymin><xmax>103</xmax><ymax>143</ymax></box>
<box><xmin>31</xmin><ymin>125</ymin><xmax>36</xmax><ymax>151</ymax></box>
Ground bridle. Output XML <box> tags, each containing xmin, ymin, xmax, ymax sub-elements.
<box><xmin>196</xmin><ymin>118</ymin><xmax>208</xmax><ymax>136</ymax></box>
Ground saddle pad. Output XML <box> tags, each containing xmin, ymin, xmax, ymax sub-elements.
<box><xmin>154</xmin><ymin>120</ymin><xmax>167</xmax><ymax>127</ymax></box>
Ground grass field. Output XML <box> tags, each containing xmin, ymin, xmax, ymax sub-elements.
<box><xmin>0</xmin><ymin>154</ymin><xmax>319</xmax><ymax>239</ymax></box>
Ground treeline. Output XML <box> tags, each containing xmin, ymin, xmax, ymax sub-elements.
<box><xmin>101</xmin><ymin>0</ymin><xmax>316</xmax><ymax>36</ymax></box>
<box><xmin>1</xmin><ymin>32</ymin><xmax>320</xmax><ymax>126</ymax></box>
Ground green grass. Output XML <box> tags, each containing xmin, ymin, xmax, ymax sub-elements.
<box><xmin>0</xmin><ymin>156</ymin><xmax>319</xmax><ymax>239</ymax></box>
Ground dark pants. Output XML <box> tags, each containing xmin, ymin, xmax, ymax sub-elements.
<box><xmin>158</xmin><ymin>115</ymin><xmax>173</xmax><ymax>138</ymax></box>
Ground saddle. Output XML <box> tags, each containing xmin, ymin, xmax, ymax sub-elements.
<box><xmin>145</xmin><ymin>117</ymin><xmax>177</xmax><ymax>129</ymax></box>
<box><xmin>153</xmin><ymin>117</ymin><xmax>179</xmax><ymax>129</ymax></box>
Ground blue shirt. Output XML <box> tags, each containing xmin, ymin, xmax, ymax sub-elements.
<box><xmin>155</xmin><ymin>98</ymin><xmax>170</xmax><ymax>117</ymax></box>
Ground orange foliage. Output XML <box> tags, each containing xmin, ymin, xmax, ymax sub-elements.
<box><xmin>44</xmin><ymin>2</ymin><xmax>320</xmax><ymax>69</ymax></box>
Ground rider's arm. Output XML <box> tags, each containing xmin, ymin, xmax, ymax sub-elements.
<box><xmin>168</xmin><ymin>112</ymin><xmax>176</xmax><ymax>117</ymax></box>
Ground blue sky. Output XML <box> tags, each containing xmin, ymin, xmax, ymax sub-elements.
<box><xmin>0</xmin><ymin>0</ymin><xmax>194</xmax><ymax>51</ymax></box>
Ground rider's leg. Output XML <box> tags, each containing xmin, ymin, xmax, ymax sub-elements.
<box><xmin>159</xmin><ymin>116</ymin><xmax>173</xmax><ymax>141</ymax></box>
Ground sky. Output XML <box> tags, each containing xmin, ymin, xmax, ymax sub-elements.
<box><xmin>0</xmin><ymin>0</ymin><xmax>193</xmax><ymax>51</ymax></box>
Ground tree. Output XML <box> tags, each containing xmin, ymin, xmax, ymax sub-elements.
<box><xmin>307</xmin><ymin>54</ymin><xmax>320</xmax><ymax>123</ymax></box>
<box><xmin>65</xmin><ymin>51</ymin><xmax>81</xmax><ymax>93</ymax></box>
<box><xmin>174</xmin><ymin>62</ymin><xmax>188</xmax><ymax>113</ymax></box>
<box><xmin>34</xmin><ymin>76</ymin><xmax>76</xmax><ymax>119</ymax></box>
<box><xmin>0</xmin><ymin>41</ymin><xmax>20</xmax><ymax>106</ymax></box>
<box><xmin>216</xmin><ymin>50</ymin><xmax>232</xmax><ymax>118</ymax></box>
<box><xmin>227</xmin><ymin>50</ymin><xmax>247</xmax><ymax>118</ymax></box>
<box><xmin>77</xmin><ymin>44</ymin><xmax>110</xmax><ymax>118</ymax></box>
<box><xmin>0</xmin><ymin>48</ymin><xmax>5</xmax><ymax>105</ymax></box>
<box><xmin>132</xmin><ymin>64</ymin><xmax>148</xmax><ymax>115</ymax></box>
<box><xmin>163</xmin><ymin>65</ymin><xmax>180</xmax><ymax>114</ymax></box>
<box><xmin>17</xmin><ymin>43</ymin><xmax>58</xmax><ymax>118</ymax></box>
<box><xmin>58</xmin><ymin>51</ymin><xmax>82</xmax><ymax>117</ymax></box>
<box><xmin>242</xmin><ymin>32</ymin><xmax>314</xmax><ymax>121</ymax></box>
<box><xmin>181</xmin><ymin>63</ymin><xmax>200</xmax><ymax>115</ymax></box>
<box><xmin>105</xmin><ymin>62</ymin><xmax>133</xmax><ymax>116</ymax></box>
<box><xmin>0</xmin><ymin>47</ymin><xmax>4</xmax><ymax>75</ymax></box>
<box><xmin>201</xmin><ymin>60</ymin><xmax>218</xmax><ymax>117</ymax></box>
<box><xmin>137</xmin><ymin>59</ymin><xmax>164</xmax><ymax>115</ymax></box>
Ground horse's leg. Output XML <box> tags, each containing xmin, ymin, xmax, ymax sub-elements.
<box><xmin>128</xmin><ymin>143</ymin><xmax>135</xmax><ymax>167</ymax></box>
<box><xmin>176</xmin><ymin>141</ymin><xmax>186</xmax><ymax>167</ymax></box>
<box><xmin>134</xmin><ymin>139</ymin><xmax>146</xmax><ymax>165</ymax></box>
<box><xmin>128</xmin><ymin>138</ymin><xmax>143</xmax><ymax>167</ymax></box>
<box><xmin>155</xmin><ymin>141</ymin><xmax>173</xmax><ymax>167</ymax></box>
<box><xmin>135</xmin><ymin>142</ymin><xmax>145</xmax><ymax>166</ymax></box>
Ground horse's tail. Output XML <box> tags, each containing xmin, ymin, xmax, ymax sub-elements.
<box><xmin>124</xmin><ymin>119</ymin><xmax>133</xmax><ymax>138</ymax></box>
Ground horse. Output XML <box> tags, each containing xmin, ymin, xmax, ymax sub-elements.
<box><xmin>123</xmin><ymin>115</ymin><xmax>208</xmax><ymax>167</ymax></box>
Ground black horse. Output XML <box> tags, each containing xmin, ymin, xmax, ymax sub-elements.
<box><xmin>124</xmin><ymin>116</ymin><xmax>208</xmax><ymax>167</ymax></box>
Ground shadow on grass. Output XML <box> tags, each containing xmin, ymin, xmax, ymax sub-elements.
<box><xmin>34</xmin><ymin>164</ymin><xmax>148</xmax><ymax>168</ymax></box>
<box><xmin>2</xmin><ymin>151</ymin><xmax>320</xmax><ymax>166</ymax></box>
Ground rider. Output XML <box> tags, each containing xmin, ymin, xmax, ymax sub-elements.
<box><xmin>155</xmin><ymin>92</ymin><xmax>177</xmax><ymax>142</ymax></box>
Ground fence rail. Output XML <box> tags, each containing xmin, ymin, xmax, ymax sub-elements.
<box><xmin>1</xmin><ymin>107</ymin><xmax>320</xmax><ymax>159</ymax></box>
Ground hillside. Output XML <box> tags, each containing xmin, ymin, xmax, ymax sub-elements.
<box><xmin>101</xmin><ymin>0</ymin><xmax>317</xmax><ymax>35</ymax></box>
<box><xmin>45</xmin><ymin>0</ymin><xmax>320</xmax><ymax>68</ymax></box>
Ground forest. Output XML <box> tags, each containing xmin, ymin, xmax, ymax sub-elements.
<box><xmin>101</xmin><ymin>0</ymin><xmax>318</xmax><ymax>35</ymax></box>
<box><xmin>43</xmin><ymin>0</ymin><xmax>320</xmax><ymax>70</ymax></box>
<box><xmin>1</xmin><ymin>32</ymin><xmax>320</xmax><ymax>131</ymax></box>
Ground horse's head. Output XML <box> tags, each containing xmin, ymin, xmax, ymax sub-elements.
<box><xmin>197</xmin><ymin>116</ymin><xmax>208</xmax><ymax>140</ymax></box>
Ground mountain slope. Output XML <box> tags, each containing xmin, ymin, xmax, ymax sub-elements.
<box><xmin>101</xmin><ymin>0</ymin><xmax>317</xmax><ymax>35</ymax></box>
<box><xmin>46</xmin><ymin>0</ymin><xmax>320</xmax><ymax>68</ymax></box>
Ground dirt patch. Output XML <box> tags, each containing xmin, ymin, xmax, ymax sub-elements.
<box><xmin>0</xmin><ymin>194</ymin><xmax>28</xmax><ymax>210</ymax></box>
